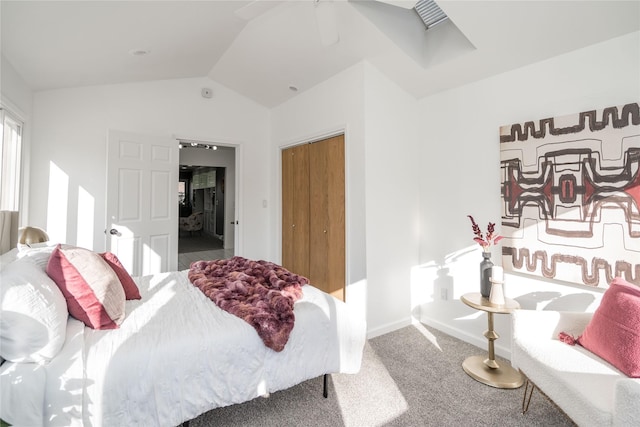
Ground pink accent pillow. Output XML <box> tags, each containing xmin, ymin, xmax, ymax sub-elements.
<box><xmin>100</xmin><ymin>252</ymin><xmax>141</xmax><ymax>300</ymax></box>
<box><xmin>578</xmin><ymin>277</ymin><xmax>640</xmax><ymax>377</ymax></box>
<box><xmin>46</xmin><ymin>244</ymin><xmax>125</xmax><ymax>329</ymax></box>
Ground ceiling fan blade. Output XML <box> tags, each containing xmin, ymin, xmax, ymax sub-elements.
<box><xmin>375</xmin><ymin>0</ymin><xmax>417</xmax><ymax>9</ymax></box>
<box><xmin>314</xmin><ymin>0</ymin><xmax>340</xmax><ymax>47</ymax></box>
<box><xmin>234</xmin><ymin>0</ymin><xmax>282</xmax><ymax>21</ymax></box>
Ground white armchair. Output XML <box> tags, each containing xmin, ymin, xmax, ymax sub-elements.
<box><xmin>511</xmin><ymin>309</ymin><xmax>640</xmax><ymax>426</ymax></box>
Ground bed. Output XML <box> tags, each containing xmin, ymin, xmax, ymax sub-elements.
<box><xmin>0</xmin><ymin>244</ymin><xmax>366</xmax><ymax>426</ymax></box>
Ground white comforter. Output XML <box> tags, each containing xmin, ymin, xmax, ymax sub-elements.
<box><xmin>2</xmin><ymin>270</ymin><xmax>366</xmax><ymax>426</ymax></box>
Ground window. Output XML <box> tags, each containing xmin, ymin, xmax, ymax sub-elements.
<box><xmin>178</xmin><ymin>180</ymin><xmax>186</xmax><ymax>204</ymax></box>
<box><xmin>0</xmin><ymin>108</ymin><xmax>23</xmax><ymax>210</ymax></box>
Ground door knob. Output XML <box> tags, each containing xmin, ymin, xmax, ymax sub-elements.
<box><xmin>108</xmin><ymin>228</ymin><xmax>119</xmax><ymax>235</ymax></box>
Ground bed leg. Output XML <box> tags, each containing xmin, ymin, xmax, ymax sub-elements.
<box><xmin>323</xmin><ymin>374</ymin><xmax>329</xmax><ymax>398</ymax></box>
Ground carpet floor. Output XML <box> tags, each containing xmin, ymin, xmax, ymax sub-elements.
<box><xmin>187</xmin><ymin>323</ymin><xmax>573</xmax><ymax>426</ymax></box>
<box><xmin>178</xmin><ymin>234</ymin><xmax>223</xmax><ymax>254</ymax></box>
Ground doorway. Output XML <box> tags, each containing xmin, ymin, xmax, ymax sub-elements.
<box><xmin>178</xmin><ymin>143</ymin><xmax>236</xmax><ymax>269</ymax></box>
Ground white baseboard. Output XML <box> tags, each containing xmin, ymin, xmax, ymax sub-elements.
<box><xmin>366</xmin><ymin>317</ymin><xmax>412</xmax><ymax>339</ymax></box>
<box><xmin>365</xmin><ymin>315</ymin><xmax>513</xmax><ymax>361</ymax></box>
<box><xmin>419</xmin><ymin>316</ymin><xmax>512</xmax><ymax>360</ymax></box>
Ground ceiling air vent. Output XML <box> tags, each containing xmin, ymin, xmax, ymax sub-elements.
<box><xmin>414</xmin><ymin>0</ymin><xmax>448</xmax><ymax>30</ymax></box>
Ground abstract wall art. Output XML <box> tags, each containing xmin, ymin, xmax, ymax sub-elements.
<box><xmin>499</xmin><ymin>102</ymin><xmax>640</xmax><ymax>287</ymax></box>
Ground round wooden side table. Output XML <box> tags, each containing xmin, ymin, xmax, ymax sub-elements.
<box><xmin>460</xmin><ymin>292</ymin><xmax>524</xmax><ymax>389</ymax></box>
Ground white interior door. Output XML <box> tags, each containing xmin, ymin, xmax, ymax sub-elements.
<box><xmin>106</xmin><ymin>130</ymin><xmax>178</xmax><ymax>276</ymax></box>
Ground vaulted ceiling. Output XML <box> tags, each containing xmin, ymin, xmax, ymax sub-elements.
<box><xmin>2</xmin><ymin>1</ymin><xmax>639</xmax><ymax>108</ymax></box>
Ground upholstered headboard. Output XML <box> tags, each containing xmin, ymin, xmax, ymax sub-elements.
<box><xmin>0</xmin><ymin>211</ymin><xmax>19</xmax><ymax>255</ymax></box>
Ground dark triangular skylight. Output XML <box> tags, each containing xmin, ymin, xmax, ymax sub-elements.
<box><xmin>414</xmin><ymin>0</ymin><xmax>448</xmax><ymax>29</ymax></box>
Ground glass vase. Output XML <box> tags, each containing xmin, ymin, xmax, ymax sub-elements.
<box><xmin>480</xmin><ymin>252</ymin><xmax>493</xmax><ymax>298</ymax></box>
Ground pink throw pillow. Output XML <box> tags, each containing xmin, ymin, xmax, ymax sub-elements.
<box><xmin>578</xmin><ymin>277</ymin><xmax>640</xmax><ymax>377</ymax></box>
<box><xmin>100</xmin><ymin>252</ymin><xmax>141</xmax><ymax>300</ymax></box>
<box><xmin>46</xmin><ymin>244</ymin><xmax>125</xmax><ymax>329</ymax></box>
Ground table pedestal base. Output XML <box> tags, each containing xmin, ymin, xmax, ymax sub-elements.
<box><xmin>462</xmin><ymin>355</ymin><xmax>523</xmax><ymax>389</ymax></box>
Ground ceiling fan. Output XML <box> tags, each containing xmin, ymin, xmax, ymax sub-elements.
<box><xmin>375</xmin><ymin>0</ymin><xmax>417</xmax><ymax>8</ymax></box>
<box><xmin>233</xmin><ymin>0</ymin><xmax>340</xmax><ymax>47</ymax></box>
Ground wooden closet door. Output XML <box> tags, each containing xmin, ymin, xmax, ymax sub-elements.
<box><xmin>309</xmin><ymin>135</ymin><xmax>345</xmax><ymax>301</ymax></box>
<box><xmin>281</xmin><ymin>144</ymin><xmax>310</xmax><ymax>277</ymax></box>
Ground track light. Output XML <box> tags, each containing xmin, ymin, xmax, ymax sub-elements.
<box><xmin>178</xmin><ymin>141</ymin><xmax>220</xmax><ymax>151</ymax></box>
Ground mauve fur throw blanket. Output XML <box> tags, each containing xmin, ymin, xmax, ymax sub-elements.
<box><xmin>188</xmin><ymin>256</ymin><xmax>309</xmax><ymax>352</ymax></box>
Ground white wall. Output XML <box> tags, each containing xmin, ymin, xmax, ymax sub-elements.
<box><xmin>29</xmin><ymin>77</ymin><xmax>270</xmax><ymax>259</ymax></box>
<box><xmin>1</xmin><ymin>55</ymin><xmax>32</xmax><ymax>117</ymax></box>
<box><xmin>415</xmin><ymin>31</ymin><xmax>640</xmax><ymax>357</ymax></box>
<box><xmin>362</xmin><ymin>63</ymin><xmax>420</xmax><ymax>336</ymax></box>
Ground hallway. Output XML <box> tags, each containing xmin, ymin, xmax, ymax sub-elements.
<box><xmin>178</xmin><ymin>233</ymin><xmax>233</xmax><ymax>270</ymax></box>
<box><xmin>178</xmin><ymin>247</ymin><xmax>234</xmax><ymax>271</ymax></box>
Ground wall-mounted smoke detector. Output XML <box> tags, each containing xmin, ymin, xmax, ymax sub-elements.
<box><xmin>201</xmin><ymin>88</ymin><xmax>213</xmax><ymax>98</ymax></box>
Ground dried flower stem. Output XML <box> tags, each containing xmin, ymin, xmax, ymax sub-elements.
<box><xmin>468</xmin><ymin>215</ymin><xmax>503</xmax><ymax>251</ymax></box>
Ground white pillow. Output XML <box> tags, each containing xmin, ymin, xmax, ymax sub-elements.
<box><xmin>16</xmin><ymin>242</ymin><xmax>57</xmax><ymax>271</ymax></box>
<box><xmin>0</xmin><ymin>258</ymin><xmax>68</xmax><ymax>362</ymax></box>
